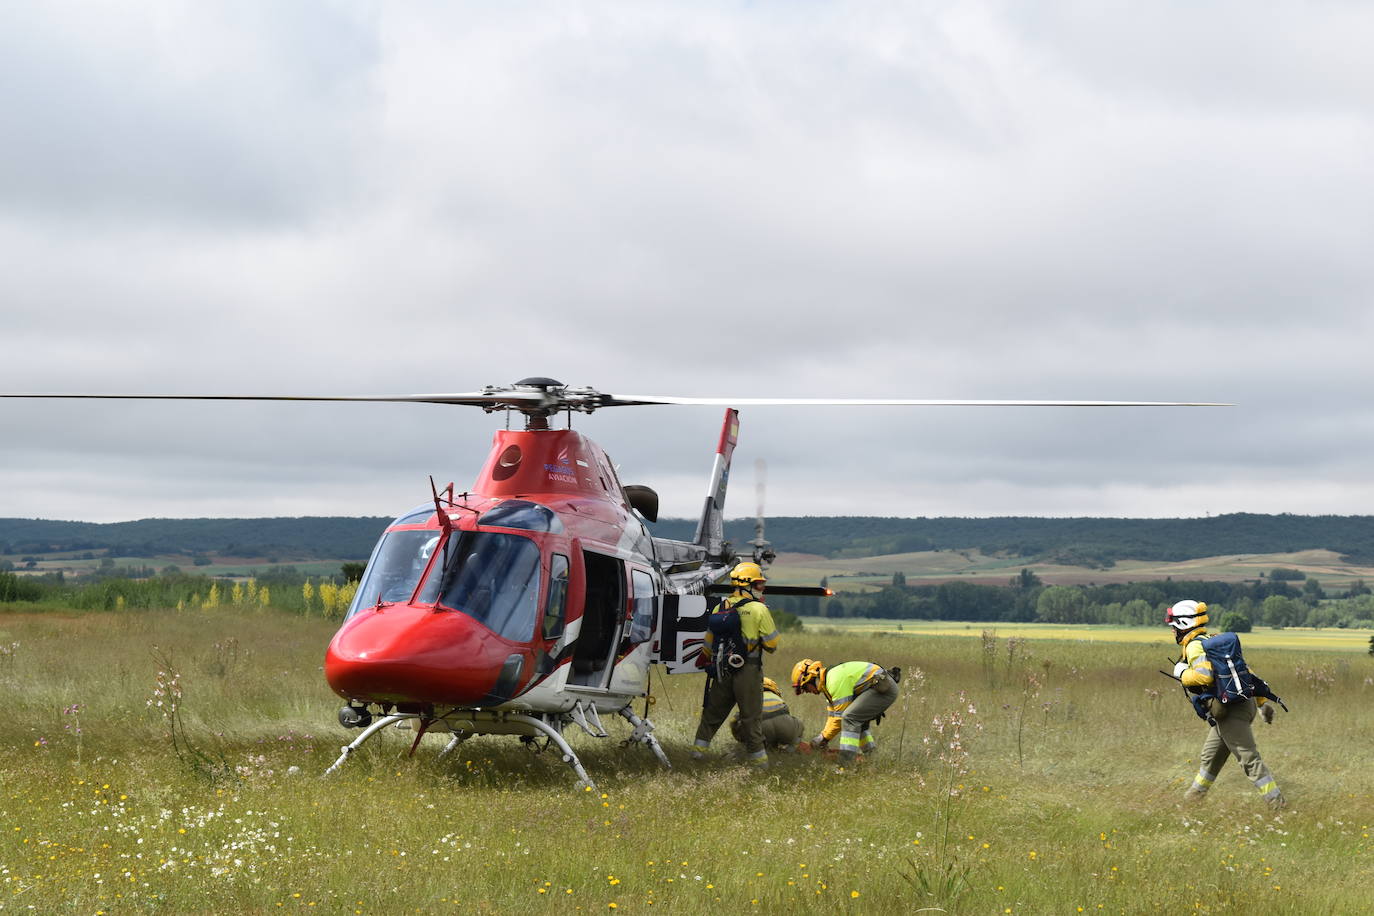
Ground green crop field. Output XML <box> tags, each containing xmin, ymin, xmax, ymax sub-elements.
<box><xmin>800</xmin><ymin>618</ymin><xmax>1374</xmax><ymax>653</ymax></box>
<box><xmin>2</xmin><ymin>606</ymin><xmax>1371</xmax><ymax>913</ymax></box>
<box><xmin>765</xmin><ymin>547</ymin><xmax>1374</xmax><ymax>592</ymax></box>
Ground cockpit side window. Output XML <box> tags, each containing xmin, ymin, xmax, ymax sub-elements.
<box><xmin>543</xmin><ymin>554</ymin><xmax>569</xmax><ymax>640</ymax></box>
<box><xmin>346</xmin><ymin>528</ymin><xmax>440</xmax><ymax>619</ymax></box>
<box><xmin>629</xmin><ymin>569</ymin><xmax>656</xmax><ymax>644</ymax></box>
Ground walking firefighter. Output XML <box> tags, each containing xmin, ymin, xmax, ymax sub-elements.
<box><xmin>691</xmin><ymin>561</ymin><xmax>781</xmax><ymax>766</ymax></box>
<box><xmin>1164</xmin><ymin>599</ymin><xmax>1288</xmax><ymax>810</ymax></box>
<box><xmin>791</xmin><ymin>658</ymin><xmax>900</xmax><ymax>765</ymax></box>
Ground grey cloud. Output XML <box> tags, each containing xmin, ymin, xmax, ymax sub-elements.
<box><xmin>0</xmin><ymin>1</ymin><xmax>381</xmax><ymax>227</ymax></box>
<box><xmin>1003</xmin><ymin>2</ymin><xmax>1374</xmax><ymax>114</ymax></box>
<box><xmin>2</xmin><ymin>2</ymin><xmax>1372</xmax><ymax>522</ymax></box>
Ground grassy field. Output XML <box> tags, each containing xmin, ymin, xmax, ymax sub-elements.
<box><xmin>2</xmin><ymin>607</ymin><xmax>1372</xmax><ymax>914</ymax></box>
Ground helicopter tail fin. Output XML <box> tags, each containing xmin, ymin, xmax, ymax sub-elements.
<box><xmin>691</xmin><ymin>408</ymin><xmax>739</xmax><ymax>559</ymax></box>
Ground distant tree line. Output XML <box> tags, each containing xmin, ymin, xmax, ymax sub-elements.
<box><xmin>0</xmin><ymin>517</ymin><xmax>391</xmax><ymax>561</ymax></box>
<box><xmin>7</xmin><ymin>564</ymin><xmax>1372</xmax><ymax>632</ymax></box>
<box><xmin>8</xmin><ymin>512</ymin><xmax>1374</xmax><ymax>567</ymax></box>
<box><xmin>0</xmin><ymin>564</ymin><xmax>357</xmax><ymax>616</ymax></box>
<box><xmin>649</xmin><ymin>513</ymin><xmax>1374</xmax><ymax>565</ymax></box>
<box><xmin>766</xmin><ymin>570</ymin><xmax>1374</xmax><ymax>631</ymax></box>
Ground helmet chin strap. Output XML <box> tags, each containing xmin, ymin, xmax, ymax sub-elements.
<box><xmin>733</xmin><ymin>582</ymin><xmax>763</xmax><ymax>600</ymax></box>
<box><xmin>1175</xmin><ymin>625</ymin><xmax>1206</xmax><ymax>645</ymax></box>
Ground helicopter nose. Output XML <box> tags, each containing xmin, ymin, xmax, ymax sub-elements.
<box><xmin>325</xmin><ymin>605</ymin><xmax>523</xmax><ymax>706</ymax></box>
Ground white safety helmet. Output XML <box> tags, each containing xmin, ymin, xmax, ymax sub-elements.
<box><xmin>1164</xmin><ymin>599</ymin><xmax>1209</xmax><ymax>633</ymax></box>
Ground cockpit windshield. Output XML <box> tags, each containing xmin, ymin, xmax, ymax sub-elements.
<box><xmin>414</xmin><ymin>531</ymin><xmax>543</xmax><ymax>641</ymax></box>
<box><xmin>346</xmin><ymin>528</ymin><xmax>440</xmax><ymax>617</ymax></box>
<box><xmin>344</xmin><ymin>527</ymin><xmax>545</xmax><ymax>641</ymax></box>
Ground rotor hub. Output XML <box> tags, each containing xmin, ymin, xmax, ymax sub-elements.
<box><xmin>480</xmin><ymin>379</ymin><xmax>614</xmax><ymax>427</ymax></box>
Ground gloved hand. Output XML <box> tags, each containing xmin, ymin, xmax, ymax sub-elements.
<box><xmin>1173</xmin><ymin>661</ymin><xmax>1188</xmax><ymax>679</ymax></box>
<box><xmin>1260</xmin><ymin>703</ymin><xmax>1275</xmax><ymax>724</ymax></box>
<box><xmin>695</xmin><ymin>653</ymin><xmax>710</xmax><ymax>669</ymax></box>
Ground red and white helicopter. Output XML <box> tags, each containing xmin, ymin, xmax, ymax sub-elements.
<box><xmin>3</xmin><ymin>379</ymin><xmax>1223</xmax><ymax>786</ymax></box>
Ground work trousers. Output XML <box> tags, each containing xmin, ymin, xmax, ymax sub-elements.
<box><xmin>838</xmin><ymin>673</ymin><xmax>899</xmax><ymax>761</ymax></box>
<box><xmin>732</xmin><ymin>710</ymin><xmax>804</xmax><ymax>748</ymax></box>
<box><xmin>1190</xmin><ymin>698</ymin><xmax>1282</xmax><ymax>802</ymax></box>
<box><xmin>694</xmin><ymin>663</ymin><xmax>765</xmax><ymax>760</ymax></box>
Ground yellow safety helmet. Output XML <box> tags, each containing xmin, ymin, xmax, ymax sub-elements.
<box><xmin>762</xmin><ymin>676</ymin><xmax>780</xmax><ymax>694</ymax></box>
<box><xmin>730</xmin><ymin>561</ymin><xmax>766</xmax><ymax>587</ymax></box>
<box><xmin>791</xmin><ymin>658</ymin><xmax>825</xmax><ymax>695</ymax></box>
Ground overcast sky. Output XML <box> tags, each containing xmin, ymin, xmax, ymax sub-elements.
<box><xmin>3</xmin><ymin>1</ymin><xmax>1372</xmax><ymax>525</ymax></box>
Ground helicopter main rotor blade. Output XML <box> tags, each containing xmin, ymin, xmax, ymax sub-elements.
<box><xmin>0</xmin><ymin>392</ymin><xmax>549</xmax><ymax>407</ymax></box>
<box><xmin>2</xmin><ymin>385</ymin><xmax>1233</xmax><ymax>410</ymax></box>
<box><xmin>598</xmin><ymin>395</ymin><xmax>1231</xmax><ymax>408</ymax></box>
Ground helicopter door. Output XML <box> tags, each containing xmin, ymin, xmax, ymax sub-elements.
<box><xmin>567</xmin><ymin>551</ymin><xmax>626</xmax><ymax>689</ymax></box>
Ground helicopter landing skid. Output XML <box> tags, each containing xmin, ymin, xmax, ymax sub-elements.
<box><xmin>322</xmin><ymin>710</ymin><xmax>599</xmax><ymax>789</ymax></box>
<box><xmin>435</xmin><ymin>730</ymin><xmax>471</xmax><ymax>761</ymax></box>
<box><xmin>324</xmin><ymin>706</ymin><xmax>670</xmax><ymax>787</ymax></box>
<box><xmin>618</xmin><ymin>705</ymin><xmax>672</xmax><ymax>769</ymax></box>
<box><xmin>506</xmin><ymin>713</ymin><xmax>597</xmax><ymax>789</ymax></box>
<box><xmin>324</xmin><ymin>712</ymin><xmax>415</xmax><ymax>776</ymax></box>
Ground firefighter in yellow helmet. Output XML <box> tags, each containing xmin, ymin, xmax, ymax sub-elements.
<box><xmin>731</xmin><ymin>676</ymin><xmax>804</xmax><ymax>750</ymax></box>
<box><xmin>791</xmin><ymin>657</ymin><xmax>899</xmax><ymax>765</ymax></box>
<box><xmin>691</xmin><ymin>561</ymin><xmax>781</xmax><ymax>766</ymax></box>
<box><xmin>1167</xmin><ymin>599</ymin><xmax>1287</xmax><ymax>810</ymax></box>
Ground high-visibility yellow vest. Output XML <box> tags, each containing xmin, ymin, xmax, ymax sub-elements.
<box><xmin>818</xmin><ymin>661</ymin><xmax>884</xmax><ymax>742</ymax></box>
<box><xmin>700</xmin><ymin>594</ymin><xmax>780</xmax><ymax>662</ymax></box>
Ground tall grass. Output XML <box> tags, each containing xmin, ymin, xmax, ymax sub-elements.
<box><xmin>1</xmin><ymin>608</ymin><xmax>1371</xmax><ymax>913</ymax></box>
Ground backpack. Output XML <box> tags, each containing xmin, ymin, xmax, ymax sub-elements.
<box><xmin>1188</xmin><ymin>632</ymin><xmax>1253</xmax><ymax>720</ymax></box>
<box><xmin>706</xmin><ymin>597</ymin><xmax>752</xmax><ymax>672</ymax></box>
<box><xmin>1201</xmin><ymin>632</ymin><xmax>1253</xmax><ymax>703</ymax></box>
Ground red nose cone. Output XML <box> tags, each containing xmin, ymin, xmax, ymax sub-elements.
<box><xmin>325</xmin><ymin>606</ymin><xmax>524</xmax><ymax>706</ymax></box>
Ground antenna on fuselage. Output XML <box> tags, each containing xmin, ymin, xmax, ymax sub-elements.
<box><xmin>430</xmin><ymin>476</ymin><xmax>456</xmax><ymax>534</ymax></box>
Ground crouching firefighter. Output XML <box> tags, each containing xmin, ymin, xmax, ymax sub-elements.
<box><xmin>691</xmin><ymin>562</ymin><xmax>781</xmax><ymax>766</ymax></box>
<box><xmin>792</xmin><ymin>658</ymin><xmax>900</xmax><ymax>765</ymax></box>
<box><xmin>1165</xmin><ymin>600</ymin><xmax>1288</xmax><ymax>810</ymax></box>
<box><xmin>731</xmin><ymin>677</ymin><xmax>805</xmax><ymax>750</ymax></box>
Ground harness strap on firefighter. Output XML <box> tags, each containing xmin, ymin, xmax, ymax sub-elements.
<box><xmin>733</xmin><ymin>594</ymin><xmax>766</xmax><ymax>660</ymax></box>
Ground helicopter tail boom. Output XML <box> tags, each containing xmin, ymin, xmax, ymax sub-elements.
<box><xmin>691</xmin><ymin>408</ymin><xmax>739</xmax><ymax>559</ymax></box>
